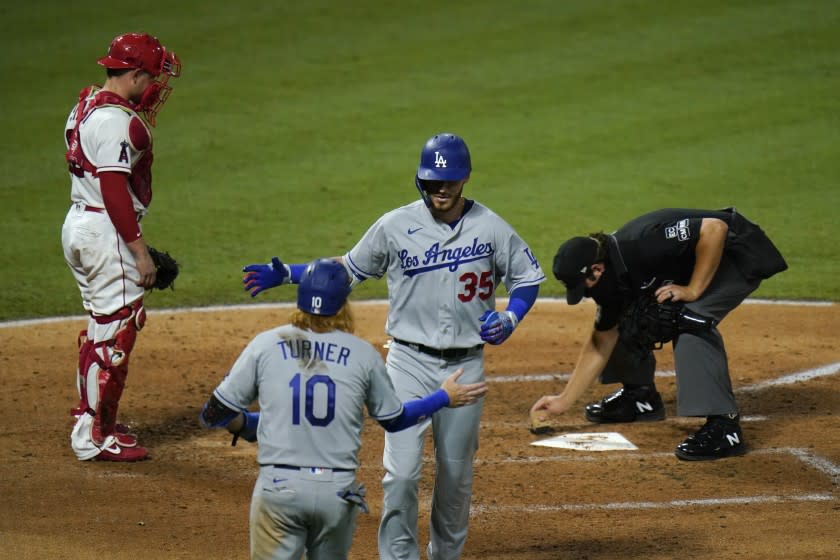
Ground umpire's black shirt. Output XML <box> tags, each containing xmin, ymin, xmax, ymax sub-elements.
<box><xmin>588</xmin><ymin>208</ymin><xmax>736</xmax><ymax>331</ymax></box>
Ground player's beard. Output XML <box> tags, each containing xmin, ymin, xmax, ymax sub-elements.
<box><xmin>428</xmin><ymin>186</ymin><xmax>464</xmax><ymax>218</ymax></box>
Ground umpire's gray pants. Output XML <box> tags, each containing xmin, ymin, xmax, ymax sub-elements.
<box><xmin>599</xmin><ymin>255</ymin><xmax>761</xmax><ymax>416</ymax></box>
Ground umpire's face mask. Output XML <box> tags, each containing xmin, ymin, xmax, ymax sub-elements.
<box><xmin>584</xmin><ymin>261</ymin><xmax>620</xmax><ymax>301</ymax></box>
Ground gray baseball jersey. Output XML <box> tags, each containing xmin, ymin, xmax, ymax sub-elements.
<box><xmin>343</xmin><ymin>198</ymin><xmax>544</xmax><ymax>560</ymax></box>
<box><xmin>213</xmin><ymin>325</ymin><xmax>403</xmax><ymax>470</ymax></box>
<box><xmin>344</xmin><ymin>199</ymin><xmax>545</xmax><ymax>348</ymax></box>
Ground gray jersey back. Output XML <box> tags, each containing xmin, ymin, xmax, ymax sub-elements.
<box><xmin>344</xmin><ymin>200</ymin><xmax>545</xmax><ymax>347</ymax></box>
<box><xmin>214</xmin><ymin>325</ymin><xmax>403</xmax><ymax>469</ymax></box>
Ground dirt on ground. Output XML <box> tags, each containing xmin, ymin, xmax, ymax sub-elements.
<box><xmin>1</xmin><ymin>300</ymin><xmax>838</xmax><ymax>559</ymax></box>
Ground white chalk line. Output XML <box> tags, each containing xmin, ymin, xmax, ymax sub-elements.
<box><xmin>0</xmin><ymin>297</ymin><xmax>832</xmax><ymax>329</ymax></box>
<box><xmin>474</xmin><ymin>447</ymin><xmax>839</xmax><ymax>475</ymax></box>
<box><xmin>737</xmin><ymin>362</ymin><xmax>840</xmax><ymax>392</ymax></box>
<box><xmin>488</xmin><ymin>362</ymin><xmax>840</xmax><ymax>392</ymax></box>
<box><xmin>465</xmin><ymin>447</ymin><xmax>839</xmax><ymax>514</ymax></box>
<box><xmin>786</xmin><ymin>448</ymin><xmax>840</xmax><ymax>485</ymax></box>
<box><xmin>488</xmin><ymin>371</ymin><xmax>676</xmax><ymax>383</ymax></box>
<box><xmin>468</xmin><ymin>492</ymin><xmax>834</xmax><ymax>515</ymax></box>
<box><xmin>479</xmin><ymin>414</ymin><xmax>770</xmax><ymax>430</ymax></box>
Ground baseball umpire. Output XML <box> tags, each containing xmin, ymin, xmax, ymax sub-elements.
<box><xmin>531</xmin><ymin>208</ymin><xmax>787</xmax><ymax>460</ymax></box>
<box><xmin>200</xmin><ymin>259</ymin><xmax>488</xmax><ymax>559</ymax></box>
<box><xmin>63</xmin><ymin>32</ymin><xmax>181</xmax><ymax>461</ymax></box>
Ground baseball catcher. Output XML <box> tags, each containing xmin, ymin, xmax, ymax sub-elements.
<box><xmin>63</xmin><ymin>32</ymin><xmax>181</xmax><ymax>462</ymax></box>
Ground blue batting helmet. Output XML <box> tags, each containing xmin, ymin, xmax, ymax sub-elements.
<box><xmin>297</xmin><ymin>259</ymin><xmax>351</xmax><ymax>316</ymax></box>
<box><xmin>414</xmin><ymin>133</ymin><xmax>472</xmax><ymax>206</ymax></box>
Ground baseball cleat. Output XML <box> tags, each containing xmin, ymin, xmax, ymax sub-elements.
<box><xmin>112</xmin><ymin>431</ymin><xmax>139</xmax><ymax>447</ymax></box>
<box><xmin>675</xmin><ymin>415</ymin><xmax>746</xmax><ymax>461</ymax></box>
<box><xmin>584</xmin><ymin>386</ymin><xmax>665</xmax><ymax>423</ymax></box>
<box><xmin>94</xmin><ymin>441</ymin><xmax>149</xmax><ymax>462</ymax></box>
<box><xmin>71</xmin><ymin>406</ymin><xmax>133</xmax><ymax>436</ymax></box>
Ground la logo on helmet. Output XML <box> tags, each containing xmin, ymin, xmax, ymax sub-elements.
<box><xmin>434</xmin><ymin>151</ymin><xmax>447</xmax><ymax>168</ymax></box>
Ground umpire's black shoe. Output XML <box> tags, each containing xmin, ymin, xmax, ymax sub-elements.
<box><xmin>675</xmin><ymin>415</ymin><xmax>747</xmax><ymax>461</ymax></box>
<box><xmin>584</xmin><ymin>386</ymin><xmax>665</xmax><ymax>423</ymax></box>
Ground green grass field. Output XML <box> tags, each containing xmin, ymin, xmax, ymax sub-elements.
<box><xmin>2</xmin><ymin>0</ymin><xmax>838</xmax><ymax>320</ymax></box>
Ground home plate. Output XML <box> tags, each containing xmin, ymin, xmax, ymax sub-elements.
<box><xmin>531</xmin><ymin>432</ymin><xmax>638</xmax><ymax>451</ymax></box>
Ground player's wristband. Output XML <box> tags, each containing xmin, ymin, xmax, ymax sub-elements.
<box><xmin>507</xmin><ymin>285</ymin><xmax>539</xmax><ymax>322</ymax></box>
<box><xmin>288</xmin><ymin>264</ymin><xmax>307</xmax><ymax>284</ymax></box>
<box><xmin>380</xmin><ymin>389</ymin><xmax>450</xmax><ymax>432</ymax></box>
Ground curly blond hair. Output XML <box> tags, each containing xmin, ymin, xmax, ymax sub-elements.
<box><xmin>290</xmin><ymin>303</ymin><xmax>355</xmax><ymax>334</ymax></box>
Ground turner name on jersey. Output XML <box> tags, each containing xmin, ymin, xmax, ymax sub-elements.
<box><xmin>276</xmin><ymin>336</ymin><xmax>352</xmax><ymax>367</ymax></box>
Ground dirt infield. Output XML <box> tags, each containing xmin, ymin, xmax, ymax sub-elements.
<box><xmin>1</xmin><ymin>300</ymin><xmax>838</xmax><ymax>559</ymax></box>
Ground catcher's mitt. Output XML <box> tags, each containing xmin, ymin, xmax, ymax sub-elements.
<box><xmin>618</xmin><ymin>292</ymin><xmax>718</xmax><ymax>361</ymax></box>
<box><xmin>148</xmin><ymin>246</ymin><xmax>180</xmax><ymax>290</ymax></box>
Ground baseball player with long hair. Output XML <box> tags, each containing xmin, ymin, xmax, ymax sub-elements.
<box><xmin>242</xmin><ymin>133</ymin><xmax>545</xmax><ymax>559</ymax></box>
<box><xmin>201</xmin><ymin>259</ymin><xmax>488</xmax><ymax>559</ymax></box>
<box><xmin>63</xmin><ymin>33</ymin><xmax>181</xmax><ymax>461</ymax></box>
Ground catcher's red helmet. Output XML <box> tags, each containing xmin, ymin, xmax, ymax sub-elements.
<box><xmin>98</xmin><ymin>33</ymin><xmax>178</xmax><ymax>77</ymax></box>
<box><xmin>97</xmin><ymin>33</ymin><xmax>182</xmax><ymax>126</ymax></box>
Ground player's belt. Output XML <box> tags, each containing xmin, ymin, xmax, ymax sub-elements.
<box><xmin>268</xmin><ymin>464</ymin><xmax>354</xmax><ymax>473</ymax></box>
<box><xmin>75</xmin><ymin>203</ymin><xmax>143</xmax><ymax>222</ymax></box>
<box><xmin>392</xmin><ymin>338</ymin><xmax>484</xmax><ymax>360</ymax></box>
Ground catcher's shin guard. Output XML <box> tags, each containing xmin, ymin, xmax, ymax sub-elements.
<box><xmin>86</xmin><ymin>301</ymin><xmax>145</xmax><ymax>445</ymax></box>
<box><xmin>71</xmin><ymin>327</ymin><xmax>94</xmax><ymax>417</ymax></box>
<box><xmin>71</xmin><ymin>336</ymin><xmax>137</xmax><ymax>446</ymax></box>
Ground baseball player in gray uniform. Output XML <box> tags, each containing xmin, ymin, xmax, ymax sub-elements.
<box><xmin>242</xmin><ymin>133</ymin><xmax>545</xmax><ymax>559</ymax></box>
<box><xmin>201</xmin><ymin>259</ymin><xmax>488</xmax><ymax>560</ymax></box>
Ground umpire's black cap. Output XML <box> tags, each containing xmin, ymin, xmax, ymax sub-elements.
<box><xmin>552</xmin><ymin>237</ymin><xmax>599</xmax><ymax>305</ymax></box>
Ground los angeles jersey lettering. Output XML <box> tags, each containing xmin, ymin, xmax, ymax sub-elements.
<box><xmin>344</xmin><ymin>200</ymin><xmax>545</xmax><ymax>348</ymax></box>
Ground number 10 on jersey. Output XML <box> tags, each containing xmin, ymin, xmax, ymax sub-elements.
<box><xmin>289</xmin><ymin>373</ymin><xmax>336</xmax><ymax>427</ymax></box>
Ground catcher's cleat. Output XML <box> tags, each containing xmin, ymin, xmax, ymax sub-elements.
<box><xmin>71</xmin><ymin>406</ymin><xmax>133</xmax><ymax>436</ymax></box>
<box><xmin>675</xmin><ymin>415</ymin><xmax>746</xmax><ymax>461</ymax></box>
<box><xmin>112</xmin><ymin>431</ymin><xmax>138</xmax><ymax>447</ymax></box>
<box><xmin>94</xmin><ymin>441</ymin><xmax>149</xmax><ymax>462</ymax></box>
<box><xmin>584</xmin><ymin>386</ymin><xmax>665</xmax><ymax>423</ymax></box>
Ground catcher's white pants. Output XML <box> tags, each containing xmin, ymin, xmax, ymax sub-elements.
<box><xmin>62</xmin><ymin>202</ymin><xmax>144</xmax><ymax>316</ymax></box>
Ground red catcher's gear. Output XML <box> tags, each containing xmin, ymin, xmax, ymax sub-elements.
<box><xmin>97</xmin><ymin>33</ymin><xmax>181</xmax><ymax>126</ymax></box>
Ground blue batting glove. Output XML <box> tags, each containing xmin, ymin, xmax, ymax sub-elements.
<box><xmin>479</xmin><ymin>310</ymin><xmax>518</xmax><ymax>345</ymax></box>
<box><xmin>242</xmin><ymin>256</ymin><xmax>289</xmax><ymax>297</ymax></box>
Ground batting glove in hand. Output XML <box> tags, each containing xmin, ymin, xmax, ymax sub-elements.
<box><xmin>243</xmin><ymin>256</ymin><xmax>289</xmax><ymax>297</ymax></box>
<box><xmin>479</xmin><ymin>310</ymin><xmax>518</xmax><ymax>345</ymax></box>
